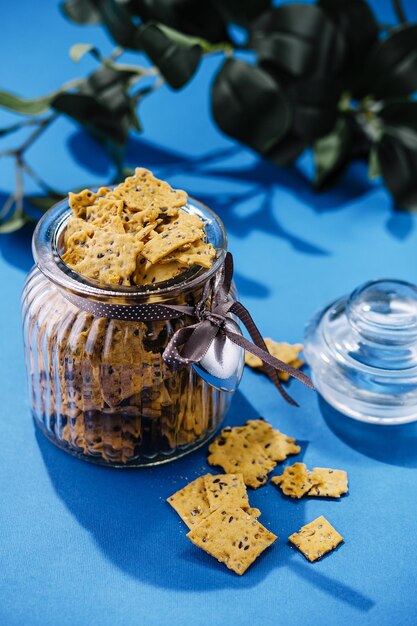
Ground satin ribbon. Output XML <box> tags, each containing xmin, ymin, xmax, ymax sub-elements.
<box><xmin>63</xmin><ymin>252</ymin><xmax>314</xmax><ymax>405</ymax></box>
<box><xmin>160</xmin><ymin>252</ymin><xmax>314</xmax><ymax>406</ymax></box>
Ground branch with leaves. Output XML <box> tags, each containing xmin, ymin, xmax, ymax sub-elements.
<box><xmin>1</xmin><ymin>0</ymin><xmax>417</xmax><ymax>233</ymax></box>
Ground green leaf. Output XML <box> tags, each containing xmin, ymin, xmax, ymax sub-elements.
<box><xmin>70</xmin><ymin>43</ymin><xmax>100</xmax><ymax>63</ymax></box>
<box><xmin>129</xmin><ymin>0</ymin><xmax>229</xmax><ymax>45</ymax></box>
<box><xmin>313</xmin><ymin>117</ymin><xmax>351</xmax><ymax>188</ymax></box>
<box><xmin>368</xmin><ymin>147</ymin><xmax>380</xmax><ymax>179</ymax></box>
<box><xmin>379</xmin><ymin>100</ymin><xmax>417</xmax><ymax>133</ymax></box>
<box><xmin>136</xmin><ymin>23</ymin><xmax>202</xmax><ymax>90</ymax></box>
<box><xmin>318</xmin><ymin>0</ymin><xmax>378</xmax><ymax>72</ymax></box>
<box><xmin>61</xmin><ymin>0</ymin><xmax>102</xmax><ymax>24</ymax></box>
<box><xmin>288</xmin><ymin>77</ymin><xmax>341</xmax><ymax>142</ymax></box>
<box><xmin>0</xmin><ymin>212</ymin><xmax>28</xmax><ymax>233</ymax></box>
<box><xmin>212</xmin><ymin>0</ymin><xmax>271</xmax><ymax>27</ymax></box>
<box><xmin>151</xmin><ymin>22</ymin><xmax>232</xmax><ymax>54</ymax></box>
<box><xmin>212</xmin><ymin>59</ymin><xmax>292</xmax><ymax>155</ymax></box>
<box><xmin>361</xmin><ymin>25</ymin><xmax>417</xmax><ymax>98</ymax></box>
<box><xmin>0</xmin><ymin>89</ymin><xmax>56</xmax><ymax>115</ymax></box>
<box><xmin>251</xmin><ymin>5</ymin><xmax>345</xmax><ymax>82</ymax></box>
<box><xmin>52</xmin><ymin>67</ymin><xmax>135</xmax><ymax>144</ymax></box>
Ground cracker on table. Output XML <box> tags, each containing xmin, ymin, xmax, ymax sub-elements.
<box><xmin>167</xmin><ymin>474</ymin><xmax>212</xmax><ymax>529</ymax></box>
<box><xmin>208</xmin><ymin>430</ymin><xmax>276</xmax><ymax>489</ymax></box>
<box><xmin>187</xmin><ymin>507</ymin><xmax>277</xmax><ymax>575</ymax></box>
<box><xmin>308</xmin><ymin>468</ymin><xmax>349</xmax><ymax>498</ymax></box>
<box><xmin>204</xmin><ymin>473</ymin><xmax>250</xmax><ymax>512</ymax></box>
<box><xmin>141</xmin><ymin>212</ymin><xmax>204</xmax><ymax>264</ymax></box>
<box><xmin>235</xmin><ymin>419</ymin><xmax>300</xmax><ymax>463</ymax></box>
<box><xmin>247</xmin><ymin>507</ymin><xmax>261</xmax><ymax>518</ymax></box>
<box><xmin>288</xmin><ymin>515</ymin><xmax>344</xmax><ymax>562</ymax></box>
<box><xmin>278</xmin><ymin>358</ymin><xmax>304</xmax><ymax>381</ymax></box>
<box><xmin>110</xmin><ymin>167</ymin><xmax>187</xmax><ymax>212</ymax></box>
<box><xmin>245</xmin><ymin>339</ymin><xmax>303</xmax><ymax>371</ymax></box>
<box><xmin>271</xmin><ymin>462</ymin><xmax>321</xmax><ymax>499</ymax></box>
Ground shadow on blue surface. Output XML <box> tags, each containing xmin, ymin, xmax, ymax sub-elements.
<box><xmin>66</xmin><ymin>130</ymin><xmax>392</xmax><ymax>254</ymax></box>
<box><xmin>319</xmin><ymin>396</ymin><xmax>417</xmax><ymax>468</ymax></box>
<box><xmin>385</xmin><ymin>211</ymin><xmax>414</xmax><ymax>242</ymax></box>
<box><xmin>36</xmin><ymin>390</ymin><xmax>372</xmax><ymax>610</ymax></box>
<box><xmin>0</xmin><ymin>211</ymin><xmax>34</xmax><ymax>272</ymax></box>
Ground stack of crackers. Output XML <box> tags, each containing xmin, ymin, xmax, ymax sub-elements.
<box><xmin>62</xmin><ymin>168</ymin><xmax>215</xmax><ymax>286</ymax></box>
<box><xmin>168</xmin><ymin>419</ymin><xmax>347</xmax><ymax>573</ymax></box>
<box><xmin>168</xmin><ymin>472</ymin><xmax>277</xmax><ymax>575</ymax></box>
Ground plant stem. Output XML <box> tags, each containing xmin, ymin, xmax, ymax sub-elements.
<box><xmin>15</xmin><ymin>158</ymin><xmax>24</xmax><ymax>217</ymax></box>
<box><xmin>0</xmin><ymin>194</ymin><xmax>15</xmax><ymax>220</ymax></box>
<box><xmin>20</xmin><ymin>160</ymin><xmax>63</xmax><ymax>196</ymax></box>
<box><xmin>392</xmin><ymin>0</ymin><xmax>407</xmax><ymax>23</ymax></box>
<box><xmin>0</xmin><ymin>113</ymin><xmax>57</xmax><ymax>158</ymax></box>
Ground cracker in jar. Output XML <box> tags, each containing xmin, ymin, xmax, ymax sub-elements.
<box><xmin>142</xmin><ymin>212</ymin><xmax>205</xmax><ymax>264</ymax></box>
<box><xmin>67</xmin><ymin>230</ymin><xmax>144</xmax><ymax>286</ymax></box>
<box><xmin>110</xmin><ymin>167</ymin><xmax>187</xmax><ymax>212</ymax></box>
<box><xmin>68</xmin><ymin>187</ymin><xmax>111</xmax><ymax>218</ymax></box>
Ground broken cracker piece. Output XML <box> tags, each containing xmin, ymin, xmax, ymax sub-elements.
<box><xmin>167</xmin><ymin>474</ymin><xmax>212</xmax><ymax>529</ymax></box>
<box><xmin>308</xmin><ymin>468</ymin><xmax>348</xmax><ymax>498</ymax></box>
<box><xmin>271</xmin><ymin>462</ymin><xmax>321</xmax><ymax>499</ymax></box>
<box><xmin>288</xmin><ymin>515</ymin><xmax>344</xmax><ymax>562</ymax></box>
<box><xmin>187</xmin><ymin>507</ymin><xmax>277</xmax><ymax>575</ymax></box>
<box><xmin>141</xmin><ymin>212</ymin><xmax>204</xmax><ymax>264</ymax></box>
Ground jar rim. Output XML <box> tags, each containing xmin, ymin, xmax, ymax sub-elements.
<box><xmin>32</xmin><ymin>192</ymin><xmax>227</xmax><ymax>302</ymax></box>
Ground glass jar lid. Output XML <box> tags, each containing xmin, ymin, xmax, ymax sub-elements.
<box><xmin>304</xmin><ymin>279</ymin><xmax>417</xmax><ymax>424</ymax></box>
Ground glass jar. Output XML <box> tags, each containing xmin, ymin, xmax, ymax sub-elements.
<box><xmin>22</xmin><ymin>196</ymin><xmax>234</xmax><ymax>466</ymax></box>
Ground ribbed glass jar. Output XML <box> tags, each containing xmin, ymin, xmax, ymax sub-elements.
<box><xmin>22</xmin><ymin>196</ymin><xmax>233</xmax><ymax>466</ymax></box>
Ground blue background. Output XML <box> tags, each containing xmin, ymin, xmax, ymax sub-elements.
<box><xmin>1</xmin><ymin>2</ymin><xmax>417</xmax><ymax>625</ymax></box>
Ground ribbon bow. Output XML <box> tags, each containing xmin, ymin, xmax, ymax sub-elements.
<box><xmin>163</xmin><ymin>252</ymin><xmax>314</xmax><ymax>406</ymax></box>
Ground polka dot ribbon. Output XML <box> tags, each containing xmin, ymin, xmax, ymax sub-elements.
<box><xmin>64</xmin><ymin>253</ymin><xmax>314</xmax><ymax>405</ymax></box>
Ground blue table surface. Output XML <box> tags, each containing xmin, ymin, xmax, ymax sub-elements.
<box><xmin>1</xmin><ymin>2</ymin><xmax>417</xmax><ymax>625</ymax></box>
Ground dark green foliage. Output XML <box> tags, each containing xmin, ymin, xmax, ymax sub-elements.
<box><xmin>1</xmin><ymin>0</ymin><xmax>417</xmax><ymax>232</ymax></box>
